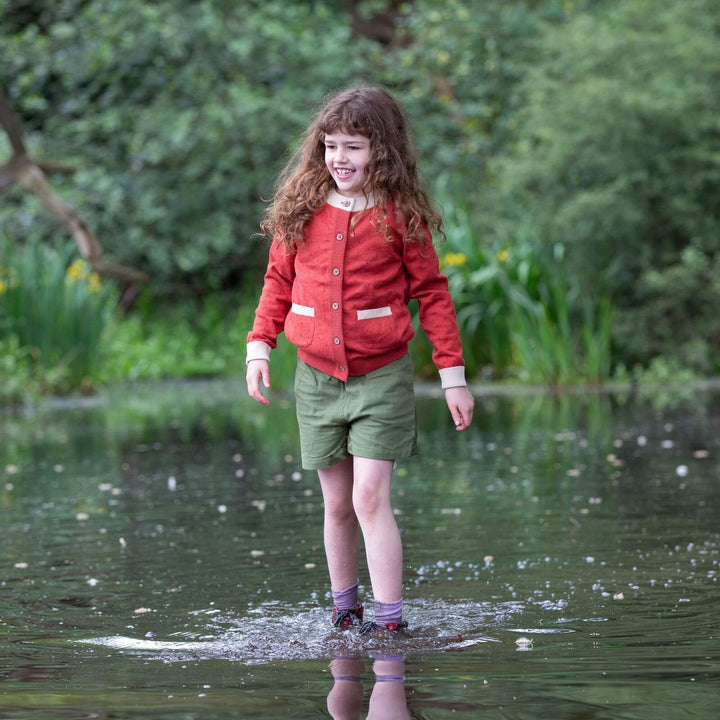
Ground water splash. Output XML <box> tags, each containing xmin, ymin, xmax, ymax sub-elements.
<box><xmin>78</xmin><ymin>598</ymin><xmax>511</xmax><ymax>664</ymax></box>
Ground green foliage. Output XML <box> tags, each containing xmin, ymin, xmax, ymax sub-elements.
<box><xmin>509</xmin><ymin>244</ymin><xmax>613</xmax><ymax>386</ymax></box>
<box><xmin>612</xmin><ymin>247</ymin><xmax>720</xmax><ymax>374</ymax></box>
<box><xmin>510</xmin><ymin>281</ymin><xmax>613</xmax><ymax>386</ymax></box>
<box><xmin>98</xmin><ymin>290</ymin><xmax>298</xmax><ymax>389</ymax></box>
<box><xmin>0</xmin><ymin>336</ymin><xmax>40</xmax><ymax>403</ymax></box>
<box><xmin>379</xmin><ymin>0</ymin><xmax>572</xmax><ymax>181</ymax></box>
<box><xmin>0</xmin><ymin>335</ymin><xmax>70</xmax><ymax>404</ymax></box>
<box><xmin>490</xmin><ymin>0</ymin><xmax>720</xmax><ymax>370</ymax></box>
<box><xmin>432</xmin><ymin>184</ymin><xmax>538</xmax><ymax>376</ymax></box>
<box><xmin>0</xmin><ymin>236</ymin><xmax>116</xmax><ymax>389</ymax></box>
<box><xmin>435</xmin><ymin>187</ymin><xmax>613</xmax><ymax>384</ymax></box>
<box><xmin>2</xmin><ymin>0</ymin><xmax>719</xmax><ymax>390</ymax></box>
<box><xmin>615</xmin><ymin>356</ymin><xmax>703</xmax><ymax>413</ymax></box>
<box><xmin>1</xmin><ymin>0</ymin><xmax>379</xmax><ymax>290</ymax></box>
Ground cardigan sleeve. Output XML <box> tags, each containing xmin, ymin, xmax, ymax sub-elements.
<box><xmin>246</xmin><ymin>238</ymin><xmax>296</xmax><ymax>360</ymax></box>
<box><xmin>402</xmin><ymin>229</ymin><xmax>467</xmax><ymax>387</ymax></box>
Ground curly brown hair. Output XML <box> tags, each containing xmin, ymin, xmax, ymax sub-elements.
<box><xmin>260</xmin><ymin>86</ymin><xmax>444</xmax><ymax>248</ymax></box>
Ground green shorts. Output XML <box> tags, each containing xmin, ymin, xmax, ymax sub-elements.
<box><xmin>294</xmin><ymin>353</ymin><xmax>418</xmax><ymax>470</ymax></box>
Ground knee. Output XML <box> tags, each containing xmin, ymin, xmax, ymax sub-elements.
<box><xmin>352</xmin><ymin>481</ymin><xmax>385</xmax><ymax>521</ymax></box>
<box><xmin>324</xmin><ymin>494</ymin><xmax>356</xmax><ymax>525</ymax></box>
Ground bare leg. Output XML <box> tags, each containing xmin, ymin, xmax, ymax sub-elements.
<box><xmin>368</xmin><ymin>659</ymin><xmax>410</xmax><ymax>720</ymax></box>
<box><xmin>318</xmin><ymin>457</ymin><xmax>360</xmax><ymax>592</ymax></box>
<box><xmin>352</xmin><ymin>456</ymin><xmax>402</xmax><ymax>603</ymax></box>
<box><xmin>327</xmin><ymin>657</ymin><xmax>364</xmax><ymax>720</ymax></box>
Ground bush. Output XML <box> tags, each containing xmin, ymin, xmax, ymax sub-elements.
<box><xmin>490</xmin><ymin>0</ymin><xmax>720</xmax><ymax>370</ymax></box>
<box><xmin>98</xmin><ymin>290</ymin><xmax>299</xmax><ymax>390</ymax></box>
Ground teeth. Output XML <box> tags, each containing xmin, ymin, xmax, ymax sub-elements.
<box><xmin>336</xmin><ymin>169</ymin><xmax>353</xmax><ymax>176</ymax></box>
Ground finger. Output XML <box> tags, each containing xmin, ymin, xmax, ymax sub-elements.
<box><xmin>453</xmin><ymin>407</ymin><xmax>472</xmax><ymax>430</ymax></box>
<box><xmin>254</xmin><ymin>386</ymin><xmax>270</xmax><ymax>405</ymax></box>
<box><xmin>252</xmin><ymin>386</ymin><xmax>270</xmax><ymax>406</ymax></box>
<box><xmin>451</xmin><ymin>408</ymin><xmax>464</xmax><ymax>429</ymax></box>
<box><xmin>246</xmin><ymin>372</ymin><xmax>269</xmax><ymax>405</ymax></box>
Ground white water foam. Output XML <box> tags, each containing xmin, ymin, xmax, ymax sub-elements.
<box><xmin>78</xmin><ymin>599</ymin><xmax>509</xmax><ymax>663</ymax></box>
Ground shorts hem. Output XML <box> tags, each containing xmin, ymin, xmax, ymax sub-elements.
<box><xmin>302</xmin><ymin>451</ymin><xmax>350</xmax><ymax>471</ymax></box>
<box><xmin>302</xmin><ymin>445</ymin><xmax>418</xmax><ymax>471</ymax></box>
<box><xmin>348</xmin><ymin>444</ymin><xmax>418</xmax><ymax>462</ymax></box>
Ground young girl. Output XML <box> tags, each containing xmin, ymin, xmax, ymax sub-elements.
<box><xmin>246</xmin><ymin>86</ymin><xmax>474</xmax><ymax>635</ymax></box>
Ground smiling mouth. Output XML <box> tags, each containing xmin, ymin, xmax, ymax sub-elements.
<box><xmin>335</xmin><ymin>168</ymin><xmax>354</xmax><ymax>177</ymax></box>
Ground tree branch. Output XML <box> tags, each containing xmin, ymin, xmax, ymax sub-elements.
<box><xmin>0</xmin><ymin>89</ymin><xmax>27</xmax><ymax>156</ymax></box>
<box><xmin>0</xmin><ymin>88</ymin><xmax>149</xmax><ymax>303</ymax></box>
<box><xmin>17</xmin><ymin>162</ymin><xmax>104</xmax><ymax>261</ymax></box>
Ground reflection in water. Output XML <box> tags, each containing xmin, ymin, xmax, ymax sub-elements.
<box><xmin>328</xmin><ymin>655</ymin><xmax>410</xmax><ymax>720</ymax></box>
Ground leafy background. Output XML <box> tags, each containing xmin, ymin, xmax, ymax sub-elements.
<box><xmin>1</xmin><ymin>0</ymin><xmax>719</xmax><ymax>398</ymax></box>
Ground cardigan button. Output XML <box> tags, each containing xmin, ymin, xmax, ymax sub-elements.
<box><xmin>338</xmin><ymin>364</ymin><xmax>346</xmax><ymax>372</ymax></box>
<box><xmin>336</xmin><ymin>233</ymin><xmax>344</xmax><ymax>241</ymax></box>
<box><xmin>333</xmin><ymin>337</ymin><xmax>341</xmax><ymax>345</ymax></box>
<box><xmin>331</xmin><ymin>302</ymin><xmax>339</xmax><ymax>310</ymax></box>
<box><xmin>332</xmin><ymin>268</ymin><xmax>340</xmax><ymax>276</ymax></box>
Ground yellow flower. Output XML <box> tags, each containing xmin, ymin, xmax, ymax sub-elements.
<box><xmin>66</xmin><ymin>258</ymin><xmax>89</xmax><ymax>283</ymax></box>
<box><xmin>0</xmin><ymin>266</ymin><xmax>18</xmax><ymax>292</ymax></box>
<box><xmin>495</xmin><ymin>249</ymin><xmax>509</xmax><ymax>263</ymax></box>
<box><xmin>442</xmin><ymin>252</ymin><xmax>467</xmax><ymax>268</ymax></box>
<box><xmin>88</xmin><ymin>272</ymin><xmax>102</xmax><ymax>293</ymax></box>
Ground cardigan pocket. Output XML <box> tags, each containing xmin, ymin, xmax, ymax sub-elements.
<box><xmin>353</xmin><ymin>305</ymin><xmax>395</xmax><ymax>351</ymax></box>
<box><xmin>284</xmin><ymin>303</ymin><xmax>315</xmax><ymax>348</ymax></box>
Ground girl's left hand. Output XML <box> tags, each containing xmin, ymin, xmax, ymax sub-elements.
<box><xmin>444</xmin><ymin>386</ymin><xmax>475</xmax><ymax>431</ymax></box>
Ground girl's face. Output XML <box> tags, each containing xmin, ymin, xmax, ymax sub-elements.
<box><xmin>323</xmin><ymin>132</ymin><xmax>371</xmax><ymax>198</ymax></box>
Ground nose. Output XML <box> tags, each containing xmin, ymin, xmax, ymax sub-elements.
<box><xmin>334</xmin><ymin>145</ymin><xmax>347</xmax><ymax>163</ymax></box>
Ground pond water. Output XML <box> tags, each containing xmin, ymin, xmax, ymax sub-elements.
<box><xmin>1</xmin><ymin>379</ymin><xmax>718</xmax><ymax>719</ymax></box>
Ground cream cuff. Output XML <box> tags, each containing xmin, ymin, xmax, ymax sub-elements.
<box><xmin>439</xmin><ymin>366</ymin><xmax>467</xmax><ymax>389</ymax></box>
<box><xmin>246</xmin><ymin>341</ymin><xmax>272</xmax><ymax>365</ymax></box>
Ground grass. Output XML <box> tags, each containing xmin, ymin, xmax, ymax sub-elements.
<box><xmin>0</xmin><ymin>237</ymin><xmax>116</xmax><ymax>392</ymax></box>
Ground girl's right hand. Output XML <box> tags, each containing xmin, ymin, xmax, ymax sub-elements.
<box><xmin>246</xmin><ymin>359</ymin><xmax>271</xmax><ymax>405</ymax></box>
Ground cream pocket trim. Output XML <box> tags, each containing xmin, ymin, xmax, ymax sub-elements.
<box><xmin>291</xmin><ymin>303</ymin><xmax>315</xmax><ymax>317</ymax></box>
<box><xmin>357</xmin><ymin>306</ymin><xmax>392</xmax><ymax>320</ymax></box>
